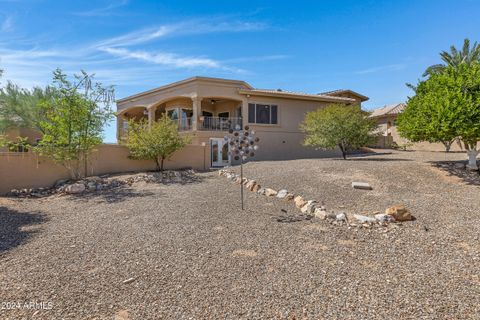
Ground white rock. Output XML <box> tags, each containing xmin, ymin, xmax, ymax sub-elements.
<box><xmin>352</xmin><ymin>182</ymin><xmax>372</xmax><ymax>190</ymax></box>
<box><xmin>375</xmin><ymin>213</ymin><xmax>396</xmax><ymax>223</ymax></box>
<box><xmin>276</xmin><ymin>189</ymin><xmax>288</xmax><ymax>198</ymax></box>
<box><xmin>336</xmin><ymin>213</ymin><xmax>346</xmax><ymax>221</ymax></box>
<box><xmin>353</xmin><ymin>214</ymin><xmax>377</xmax><ymax>223</ymax></box>
<box><xmin>257</xmin><ymin>187</ymin><xmax>266</xmax><ymax>195</ymax></box>
<box><xmin>64</xmin><ymin>183</ymin><xmax>86</xmax><ymax>194</ymax></box>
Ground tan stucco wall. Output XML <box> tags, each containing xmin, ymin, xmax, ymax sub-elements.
<box><xmin>117</xmin><ymin>78</ymin><xmax>359</xmax><ymax>162</ymax></box>
<box><xmin>242</xmin><ymin>95</ymin><xmax>342</xmax><ymax>160</ymax></box>
<box><xmin>0</xmin><ymin>143</ymin><xmax>210</xmax><ymax>195</ymax></box>
<box><xmin>372</xmin><ymin>115</ymin><xmax>467</xmax><ymax>151</ymax></box>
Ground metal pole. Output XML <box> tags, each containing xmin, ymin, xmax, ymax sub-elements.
<box><xmin>240</xmin><ymin>161</ymin><xmax>244</xmax><ymax>210</ymax></box>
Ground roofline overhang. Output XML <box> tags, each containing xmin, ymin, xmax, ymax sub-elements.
<box><xmin>322</xmin><ymin>89</ymin><xmax>369</xmax><ymax>102</ymax></box>
<box><xmin>116</xmin><ymin>76</ymin><xmax>253</xmax><ymax>104</ymax></box>
<box><xmin>238</xmin><ymin>89</ymin><xmax>357</xmax><ymax>103</ymax></box>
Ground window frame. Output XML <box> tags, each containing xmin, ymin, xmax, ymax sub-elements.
<box><xmin>247</xmin><ymin>103</ymin><xmax>279</xmax><ymax>125</ymax></box>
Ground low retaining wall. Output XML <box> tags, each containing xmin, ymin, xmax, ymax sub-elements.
<box><xmin>0</xmin><ymin>143</ymin><xmax>210</xmax><ymax>195</ymax></box>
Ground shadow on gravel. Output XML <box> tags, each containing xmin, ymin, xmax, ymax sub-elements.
<box><xmin>340</xmin><ymin>158</ymin><xmax>413</xmax><ymax>162</ymax></box>
<box><xmin>430</xmin><ymin>160</ymin><xmax>480</xmax><ymax>186</ymax></box>
<box><xmin>274</xmin><ymin>214</ymin><xmax>313</xmax><ymax>223</ymax></box>
<box><xmin>65</xmin><ymin>188</ymin><xmax>157</xmax><ymax>204</ymax></box>
<box><xmin>0</xmin><ymin>206</ymin><xmax>45</xmax><ymax>254</ymax></box>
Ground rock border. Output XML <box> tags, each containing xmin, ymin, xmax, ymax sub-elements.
<box><xmin>219</xmin><ymin>169</ymin><xmax>414</xmax><ymax>227</ymax></box>
<box><xmin>8</xmin><ymin>170</ymin><xmax>197</xmax><ymax>198</ymax></box>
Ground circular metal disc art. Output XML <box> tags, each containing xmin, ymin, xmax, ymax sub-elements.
<box><xmin>225</xmin><ymin>126</ymin><xmax>260</xmax><ymax>162</ymax></box>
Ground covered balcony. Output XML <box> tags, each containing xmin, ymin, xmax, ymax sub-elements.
<box><xmin>117</xmin><ymin>96</ymin><xmax>244</xmax><ymax>140</ymax></box>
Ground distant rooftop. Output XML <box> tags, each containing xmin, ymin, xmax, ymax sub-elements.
<box><xmin>369</xmin><ymin>103</ymin><xmax>406</xmax><ymax>118</ymax></box>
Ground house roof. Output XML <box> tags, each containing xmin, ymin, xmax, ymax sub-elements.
<box><xmin>117</xmin><ymin>76</ymin><xmax>368</xmax><ymax>105</ymax></box>
<box><xmin>238</xmin><ymin>88</ymin><xmax>358</xmax><ymax>103</ymax></box>
<box><xmin>116</xmin><ymin>76</ymin><xmax>254</xmax><ymax>103</ymax></box>
<box><xmin>369</xmin><ymin>103</ymin><xmax>406</xmax><ymax>118</ymax></box>
<box><xmin>319</xmin><ymin>89</ymin><xmax>369</xmax><ymax>102</ymax></box>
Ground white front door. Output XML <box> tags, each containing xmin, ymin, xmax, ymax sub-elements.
<box><xmin>211</xmin><ymin>138</ymin><xmax>230</xmax><ymax>167</ymax></box>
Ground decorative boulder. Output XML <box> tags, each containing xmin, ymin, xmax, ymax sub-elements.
<box><xmin>352</xmin><ymin>182</ymin><xmax>372</xmax><ymax>190</ymax></box>
<box><xmin>335</xmin><ymin>212</ymin><xmax>347</xmax><ymax>221</ymax></box>
<box><xmin>264</xmin><ymin>188</ymin><xmax>277</xmax><ymax>197</ymax></box>
<box><xmin>245</xmin><ymin>180</ymin><xmax>257</xmax><ymax>191</ymax></box>
<box><xmin>294</xmin><ymin>196</ymin><xmax>307</xmax><ymax>209</ymax></box>
<box><xmin>64</xmin><ymin>183</ymin><xmax>86</xmax><ymax>194</ymax></box>
<box><xmin>385</xmin><ymin>204</ymin><xmax>413</xmax><ymax>221</ymax></box>
<box><xmin>314</xmin><ymin>208</ymin><xmax>328</xmax><ymax>220</ymax></box>
<box><xmin>284</xmin><ymin>193</ymin><xmax>295</xmax><ymax>201</ymax></box>
<box><xmin>301</xmin><ymin>200</ymin><xmax>317</xmax><ymax>214</ymax></box>
<box><xmin>235</xmin><ymin>177</ymin><xmax>242</xmax><ymax>184</ymax></box>
<box><xmin>353</xmin><ymin>214</ymin><xmax>377</xmax><ymax>224</ymax></box>
<box><xmin>276</xmin><ymin>189</ymin><xmax>288</xmax><ymax>199</ymax></box>
<box><xmin>257</xmin><ymin>187</ymin><xmax>266</xmax><ymax>195</ymax></box>
<box><xmin>252</xmin><ymin>184</ymin><xmax>260</xmax><ymax>192</ymax></box>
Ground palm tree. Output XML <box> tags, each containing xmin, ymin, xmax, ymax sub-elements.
<box><xmin>423</xmin><ymin>38</ymin><xmax>480</xmax><ymax>76</ymax></box>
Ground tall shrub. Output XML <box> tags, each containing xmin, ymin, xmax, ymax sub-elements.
<box><xmin>35</xmin><ymin>69</ymin><xmax>115</xmax><ymax>178</ymax></box>
<box><xmin>124</xmin><ymin>115</ymin><xmax>190</xmax><ymax>171</ymax></box>
<box><xmin>301</xmin><ymin>104</ymin><xmax>378</xmax><ymax>159</ymax></box>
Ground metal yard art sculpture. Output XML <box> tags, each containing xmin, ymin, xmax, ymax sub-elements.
<box><xmin>225</xmin><ymin>125</ymin><xmax>260</xmax><ymax>210</ymax></box>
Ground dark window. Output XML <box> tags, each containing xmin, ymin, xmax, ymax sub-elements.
<box><xmin>248</xmin><ymin>103</ymin><xmax>278</xmax><ymax>124</ymax></box>
<box><xmin>248</xmin><ymin>103</ymin><xmax>255</xmax><ymax>123</ymax></box>
<box><xmin>256</xmin><ymin>104</ymin><xmax>270</xmax><ymax>124</ymax></box>
<box><xmin>271</xmin><ymin>105</ymin><xmax>278</xmax><ymax>124</ymax></box>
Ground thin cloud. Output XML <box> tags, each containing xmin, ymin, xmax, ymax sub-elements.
<box><xmin>354</xmin><ymin>63</ymin><xmax>406</xmax><ymax>74</ymax></box>
<box><xmin>95</xmin><ymin>20</ymin><xmax>267</xmax><ymax>48</ymax></box>
<box><xmin>100</xmin><ymin>47</ymin><xmax>221</xmax><ymax>68</ymax></box>
<box><xmin>1</xmin><ymin>16</ymin><xmax>13</xmax><ymax>32</ymax></box>
<box><xmin>73</xmin><ymin>0</ymin><xmax>128</xmax><ymax>17</ymax></box>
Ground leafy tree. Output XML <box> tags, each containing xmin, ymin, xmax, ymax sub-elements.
<box><xmin>400</xmin><ymin>63</ymin><xmax>480</xmax><ymax>169</ymax></box>
<box><xmin>424</xmin><ymin>38</ymin><xmax>480</xmax><ymax>76</ymax></box>
<box><xmin>397</xmin><ymin>79</ymin><xmax>458</xmax><ymax>152</ymax></box>
<box><xmin>124</xmin><ymin>115</ymin><xmax>191</xmax><ymax>171</ymax></box>
<box><xmin>301</xmin><ymin>104</ymin><xmax>378</xmax><ymax>159</ymax></box>
<box><xmin>35</xmin><ymin>69</ymin><xmax>115</xmax><ymax>178</ymax></box>
<box><xmin>0</xmin><ymin>82</ymin><xmax>56</xmax><ymax>132</ymax></box>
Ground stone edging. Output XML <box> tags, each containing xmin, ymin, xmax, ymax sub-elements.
<box><xmin>219</xmin><ymin>169</ymin><xmax>414</xmax><ymax>226</ymax></box>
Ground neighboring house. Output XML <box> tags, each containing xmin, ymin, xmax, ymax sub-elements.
<box><xmin>116</xmin><ymin>76</ymin><xmax>368</xmax><ymax>167</ymax></box>
<box><xmin>369</xmin><ymin>103</ymin><xmax>465</xmax><ymax>151</ymax></box>
<box><xmin>369</xmin><ymin>103</ymin><xmax>407</xmax><ymax>148</ymax></box>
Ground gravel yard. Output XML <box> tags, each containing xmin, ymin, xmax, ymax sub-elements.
<box><xmin>1</xmin><ymin>150</ymin><xmax>479</xmax><ymax>319</ymax></box>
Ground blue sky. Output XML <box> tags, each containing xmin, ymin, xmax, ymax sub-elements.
<box><xmin>1</xmin><ymin>0</ymin><xmax>479</xmax><ymax>142</ymax></box>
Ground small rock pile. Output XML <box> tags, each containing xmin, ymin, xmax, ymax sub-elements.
<box><xmin>219</xmin><ymin>169</ymin><xmax>414</xmax><ymax>227</ymax></box>
<box><xmin>8</xmin><ymin>170</ymin><xmax>196</xmax><ymax>198</ymax></box>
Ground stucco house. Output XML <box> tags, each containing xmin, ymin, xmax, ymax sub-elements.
<box><xmin>369</xmin><ymin>103</ymin><xmax>466</xmax><ymax>151</ymax></box>
<box><xmin>369</xmin><ymin>103</ymin><xmax>407</xmax><ymax>148</ymax></box>
<box><xmin>116</xmin><ymin>76</ymin><xmax>368</xmax><ymax>167</ymax></box>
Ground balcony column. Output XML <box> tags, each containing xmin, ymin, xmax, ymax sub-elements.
<box><xmin>241</xmin><ymin>99</ymin><xmax>249</xmax><ymax>128</ymax></box>
<box><xmin>191</xmin><ymin>96</ymin><xmax>202</xmax><ymax>131</ymax></box>
<box><xmin>147</xmin><ymin>106</ymin><xmax>155</xmax><ymax>128</ymax></box>
<box><xmin>116</xmin><ymin>115</ymin><xmax>124</xmax><ymax>141</ymax></box>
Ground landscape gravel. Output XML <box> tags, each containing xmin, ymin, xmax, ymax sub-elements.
<box><xmin>0</xmin><ymin>150</ymin><xmax>479</xmax><ymax>319</ymax></box>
